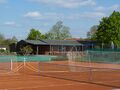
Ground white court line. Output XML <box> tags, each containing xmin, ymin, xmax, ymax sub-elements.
<box><xmin>97</xmin><ymin>80</ymin><xmax>120</xmax><ymax>83</ymax></box>
<box><xmin>40</xmin><ymin>71</ymin><xmax>69</xmax><ymax>72</ymax></box>
<box><xmin>0</xmin><ymin>83</ymin><xmax>85</xmax><ymax>90</ymax></box>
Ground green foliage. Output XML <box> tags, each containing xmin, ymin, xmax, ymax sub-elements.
<box><xmin>0</xmin><ymin>33</ymin><xmax>5</xmax><ymax>45</ymax></box>
<box><xmin>0</xmin><ymin>49</ymin><xmax>5</xmax><ymax>53</ymax></box>
<box><xmin>27</xmin><ymin>28</ymin><xmax>46</xmax><ymax>40</ymax></box>
<box><xmin>87</xmin><ymin>25</ymin><xmax>98</xmax><ymax>39</ymax></box>
<box><xmin>0</xmin><ymin>49</ymin><xmax>16</xmax><ymax>55</ymax></box>
<box><xmin>46</xmin><ymin>21</ymin><xmax>72</xmax><ymax>40</ymax></box>
<box><xmin>11</xmin><ymin>36</ymin><xmax>18</xmax><ymax>43</ymax></box>
<box><xmin>93</xmin><ymin>11</ymin><xmax>120</xmax><ymax>47</ymax></box>
<box><xmin>20</xmin><ymin>45</ymin><xmax>33</xmax><ymax>55</ymax></box>
<box><xmin>0</xmin><ymin>33</ymin><xmax>5</xmax><ymax>40</ymax></box>
<box><xmin>0</xmin><ymin>33</ymin><xmax>18</xmax><ymax>46</ymax></box>
<box><xmin>0</xmin><ymin>33</ymin><xmax>18</xmax><ymax>55</ymax></box>
<box><xmin>1</xmin><ymin>36</ymin><xmax>17</xmax><ymax>45</ymax></box>
<box><xmin>0</xmin><ymin>49</ymin><xmax>7</xmax><ymax>55</ymax></box>
<box><xmin>3</xmin><ymin>39</ymin><xmax>13</xmax><ymax>45</ymax></box>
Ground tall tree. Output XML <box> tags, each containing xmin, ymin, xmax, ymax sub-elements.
<box><xmin>27</xmin><ymin>28</ymin><xmax>46</xmax><ymax>40</ymax></box>
<box><xmin>0</xmin><ymin>33</ymin><xmax>5</xmax><ymax>44</ymax></box>
<box><xmin>11</xmin><ymin>36</ymin><xmax>18</xmax><ymax>43</ymax></box>
<box><xmin>2</xmin><ymin>36</ymin><xmax>18</xmax><ymax>45</ymax></box>
<box><xmin>0</xmin><ymin>33</ymin><xmax>5</xmax><ymax>40</ymax></box>
<box><xmin>46</xmin><ymin>21</ymin><xmax>72</xmax><ymax>40</ymax></box>
<box><xmin>87</xmin><ymin>25</ymin><xmax>98</xmax><ymax>39</ymax></box>
<box><xmin>3</xmin><ymin>39</ymin><xmax>12</xmax><ymax>45</ymax></box>
<box><xmin>93</xmin><ymin>11</ymin><xmax>120</xmax><ymax>47</ymax></box>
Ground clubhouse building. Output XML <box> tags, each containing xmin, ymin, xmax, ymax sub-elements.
<box><xmin>16</xmin><ymin>39</ymin><xmax>95</xmax><ymax>55</ymax></box>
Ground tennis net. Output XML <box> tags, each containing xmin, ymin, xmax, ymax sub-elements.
<box><xmin>37</xmin><ymin>62</ymin><xmax>120</xmax><ymax>88</ymax></box>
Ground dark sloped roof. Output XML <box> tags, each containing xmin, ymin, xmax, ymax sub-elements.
<box><xmin>41</xmin><ymin>40</ymin><xmax>82</xmax><ymax>46</ymax></box>
<box><xmin>22</xmin><ymin>40</ymin><xmax>47</xmax><ymax>45</ymax></box>
<box><xmin>78</xmin><ymin>40</ymin><xmax>96</xmax><ymax>46</ymax></box>
<box><xmin>20</xmin><ymin>40</ymin><xmax>82</xmax><ymax>46</ymax></box>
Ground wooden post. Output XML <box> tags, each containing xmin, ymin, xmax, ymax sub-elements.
<box><xmin>49</xmin><ymin>45</ymin><xmax>51</xmax><ymax>55</ymax></box>
<box><xmin>37</xmin><ymin>46</ymin><xmax>39</xmax><ymax>55</ymax></box>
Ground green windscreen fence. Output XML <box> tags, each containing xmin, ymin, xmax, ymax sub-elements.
<box><xmin>16</xmin><ymin>55</ymin><xmax>56</xmax><ymax>62</ymax></box>
<box><xmin>0</xmin><ymin>55</ymin><xmax>57</xmax><ymax>62</ymax></box>
<box><xmin>79</xmin><ymin>50</ymin><xmax>120</xmax><ymax>64</ymax></box>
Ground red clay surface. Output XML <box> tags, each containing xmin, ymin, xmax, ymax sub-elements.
<box><xmin>0</xmin><ymin>61</ymin><xmax>120</xmax><ymax>90</ymax></box>
<box><xmin>0</xmin><ymin>74</ymin><xmax>114</xmax><ymax>90</ymax></box>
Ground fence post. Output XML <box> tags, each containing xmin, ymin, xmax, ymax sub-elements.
<box><xmin>11</xmin><ymin>59</ymin><xmax>13</xmax><ymax>71</ymax></box>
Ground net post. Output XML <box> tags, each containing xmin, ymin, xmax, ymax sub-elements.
<box><xmin>10</xmin><ymin>59</ymin><xmax>13</xmax><ymax>71</ymax></box>
<box><xmin>24</xmin><ymin>58</ymin><xmax>26</xmax><ymax>66</ymax></box>
<box><xmin>87</xmin><ymin>50</ymin><xmax>93</xmax><ymax>81</ymax></box>
<box><xmin>38</xmin><ymin>61</ymin><xmax>40</xmax><ymax>76</ymax></box>
<box><xmin>48</xmin><ymin>58</ymin><xmax>50</xmax><ymax>62</ymax></box>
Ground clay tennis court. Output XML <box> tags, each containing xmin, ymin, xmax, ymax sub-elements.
<box><xmin>0</xmin><ymin>74</ymin><xmax>113</xmax><ymax>90</ymax></box>
<box><xmin>0</xmin><ymin>61</ymin><xmax>119</xmax><ymax>90</ymax></box>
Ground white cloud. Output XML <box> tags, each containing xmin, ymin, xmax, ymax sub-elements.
<box><xmin>4</xmin><ymin>21</ymin><xmax>20</xmax><ymax>27</ymax></box>
<box><xmin>4</xmin><ymin>21</ymin><xmax>15</xmax><ymax>25</ymax></box>
<box><xmin>29</xmin><ymin>0</ymin><xmax>96</xmax><ymax>8</ymax></box>
<box><xmin>24</xmin><ymin>11</ymin><xmax>64</xmax><ymax>20</ymax></box>
<box><xmin>24</xmin><ymin>11</ymin><xmax>42</xmax><ymax>19</ymax></box>
<box><xmin>24</xmin><ymin>11</ymin><xmax>106</xmax><ymax>21</ymax></box>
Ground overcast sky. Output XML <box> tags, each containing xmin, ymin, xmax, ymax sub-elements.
<box><xmin>0</xmin><ymin>0</ymin><xmax>120</xmax><ymax>40</ymax></box>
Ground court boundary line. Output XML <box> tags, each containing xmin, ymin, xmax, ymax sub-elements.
<box><xmin>97</xmin><ymin>80</ymin><xmax>120</xmax><ymax>83</ymax></box>
<box><xmin>39</xmin><ymin>74</ymin><xmax>120</xmax><ymax>88</ymax></box>
<box><xmin>40</xmin><ymin>62</ymin><xmax>120</xmax><ymax>70</ymax></box>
